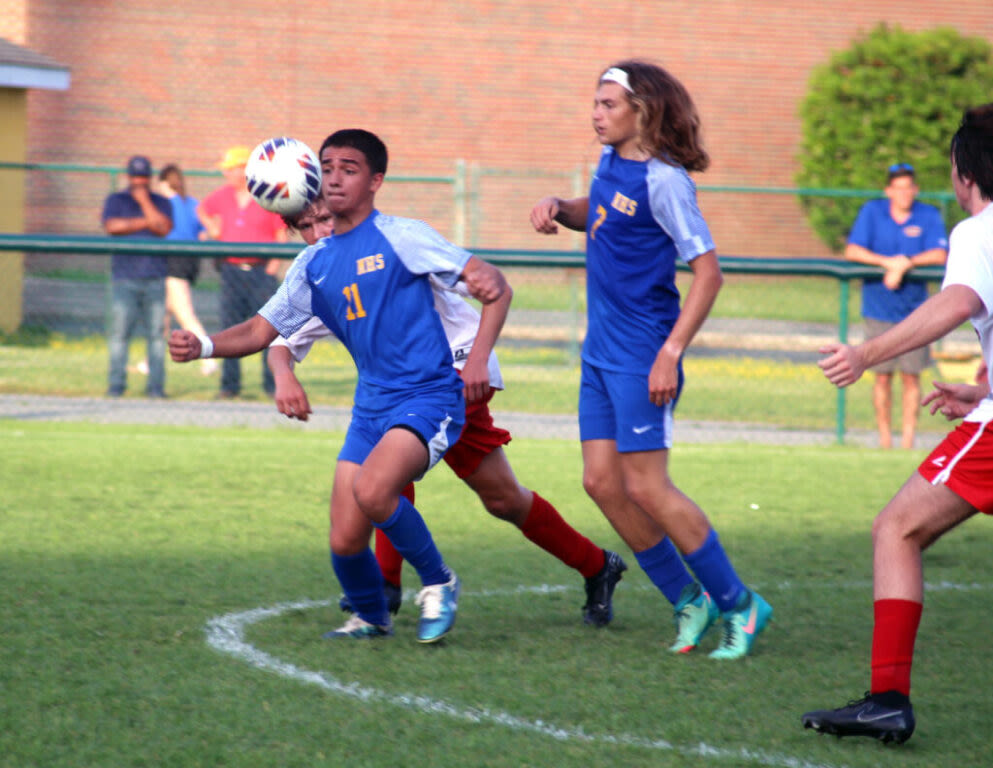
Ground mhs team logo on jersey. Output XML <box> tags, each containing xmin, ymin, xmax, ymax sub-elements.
<box><xmin>356</xmin><ymin>253</ymin><xmax>385</xmax><ymax>275</ymax></box>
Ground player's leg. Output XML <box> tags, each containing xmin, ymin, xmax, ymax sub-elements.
<box><xmin>619</xmin><ymin>447</ymin><xmax>770</xmax><ymax>659</ymax></box>
<box><xmin>357</xmin><ymin>405</ymin><xmax>464</xmax><ymax>643</ymax></box>
<box><xmin>899</xmin><ymin>371</ymin><xmax>921</xmax><ymax>450</ymax></box>
<box><xmin>873</xmin><ymin>372</ymin><xmax>894</xmax><ymax>449</ymax></box>
<box><xmin>325</xmin><ymin>459</ymin><xmax>392</xmax><ymax>638</ymax></box>
<box><xmin>802</xmin><ymin>472</ymin><xmax>976</xmax><ymax>743</ymax></box>
<box><xmin>340</xmin><ymin>485</ymin><xmax>410</xmax><ymax>615</ymax></box>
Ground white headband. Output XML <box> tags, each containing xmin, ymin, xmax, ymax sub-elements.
<box><xmin>600</xmin><ymin>67</ymin><xmax>633</xmax><ymax>93</ymax></box>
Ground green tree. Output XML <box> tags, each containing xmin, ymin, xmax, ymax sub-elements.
<box><xmin>796</xmin><ymin>24</ymin><xmax>993</xmax><ymax>252</ymax></box>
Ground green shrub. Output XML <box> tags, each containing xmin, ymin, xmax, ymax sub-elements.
<box><xmin>796</xmin><ymin>24</ymin><xmax>993</xmax><ymax>252</ymax></box>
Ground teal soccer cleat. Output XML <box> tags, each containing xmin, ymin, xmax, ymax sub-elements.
<box><xmin>708</xmin><ymin>589</ymin><xmax>772</xmax><ymax>659</ymax></box>
<box><xmin>669</xmin><ymin>582</ymin><xmax>719</xmax><ymax>653</ymax></box>
<box><xmin>415</xmin><ymin>573</ymin><xmax>461</xmax><ymax>644</ymax></box>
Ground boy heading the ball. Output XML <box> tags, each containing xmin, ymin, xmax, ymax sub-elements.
<box><xmin>272</xmin><ymin>195</ymin><xmax>627</xmax><ymax>630</ymax></box>
<box><xmin>170</xmin><ymin>129</ymin><xmax>507</xmax><ymax>643</ymax></box>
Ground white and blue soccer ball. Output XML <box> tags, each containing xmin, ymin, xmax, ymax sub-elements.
<box><xmin>245</xmin><ymin>137</ymin><xmax>321</xmax><ymax>216</ymax></box>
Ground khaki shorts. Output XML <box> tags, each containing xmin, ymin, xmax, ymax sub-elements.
<box><xmin>864</xmin><ymin>317</ymin><xmax>931</xmax><ymax>375</ymax></box>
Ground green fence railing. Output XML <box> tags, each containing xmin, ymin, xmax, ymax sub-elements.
<box><xmin>0</xmin><ymin>234</ymin><xmax>947</xmax><ymax>445</ymax></box>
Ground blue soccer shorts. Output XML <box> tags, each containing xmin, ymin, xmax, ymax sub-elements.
<box><xmin>340</xmin><ymin>390</ymin><xmax>465</xmax><ymax>478</ymax></box>
<box><xmin>578</xmin><ymin>361</ymin><xmax>683</xmax><ymax>452</ymax></box>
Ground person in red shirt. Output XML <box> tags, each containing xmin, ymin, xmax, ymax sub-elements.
<box><xmin>198</xmin><ymin>145</ymin><xmax>288</xmax><ymax>398</ymax></box>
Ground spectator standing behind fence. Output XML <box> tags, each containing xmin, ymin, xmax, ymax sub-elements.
<box><xmin>845</xmin><ymin>163</ymin><xmax>948</xmax><ymax>449</ymax></box>
<box><xmin>102</xmin><ymin>155</ymin><xmax>172</xmax><ymax>398</ymax></box>
<box><xmin>153</xmin><ymin>163</ymin><xmax>217</xmax><ymax>377</ymax></box>
<box><xmin>198</xmin><ymin>146</ymin><xmax>287</xmax><ymax>399</ymax></box>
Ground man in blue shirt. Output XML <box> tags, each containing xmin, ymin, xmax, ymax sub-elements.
<box><xmin>846</xmin><ymin>163</ymin><xmax>948</xmax><ymax>448</ymax></box>
<box><xmin>102</xmin><ymin>155</ymin><xmax>172</xmax><ymax>397</ymax></box>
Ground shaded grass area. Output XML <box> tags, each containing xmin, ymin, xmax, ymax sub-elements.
<box><xmin>2</xmin><ymin>423</ymin><xmax>991</xmax><ymax>767</ymax></box>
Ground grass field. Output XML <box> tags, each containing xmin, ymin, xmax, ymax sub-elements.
<box><xmin>3</xmin><ymin>421</ymin><xmax>991</xmax><ymax>768</ymax></box>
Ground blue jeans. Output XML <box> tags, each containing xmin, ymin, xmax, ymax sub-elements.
<box><xmin>107</xmin><ymin>277</ymin><xmax>166</xmax><ymax>395</ymax></box>
<box><xmin>219</xmin><ymin>263</ymin><xmax>277</xmax><ymax>395</ymax></box>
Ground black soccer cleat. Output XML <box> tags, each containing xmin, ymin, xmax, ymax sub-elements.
<box><xmin>802</xmin><ymin>691</ymin><xmax>915</xmax><ymax>744</ymax></box>
<box><xmin>338</xmin><ymin>582</ymin><xmax>403</xmax><ymax>616</ymax></box>
<box><xmin>582</xmin><ymin>550</ymin><xmax>627</xmax><ymax>627</ymax></box>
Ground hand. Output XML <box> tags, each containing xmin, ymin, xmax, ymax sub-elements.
<box><xmin>462</xmin><ymin>258</ymin><xmax>507</xmax><ymax>305</ymax></box>
<box><xmin>648</xmin><ymin>347</ymin><xmax>680</xmax><ymax>406</ymax></box>
<box><xmin>460</xmin><ymin>356</ymin><xmax>491</xmax><ymax>404</ymax></box>
<box><xmin>169</xmin><ymin>329</ymin><xmax>201</xmax><ymax>362</ymax></box>
<box><xmin>530</xmin><ymin>197</ymin><xmax>561</xmax><ymax>234</ymax></box>
<box><xmin>882</xmin><ymin>255</ymin><xmax>912</xmax><ymax>291</ymax></box>
<box><xmin>922</xmin><ymin>380</ymin><xmax>983</xmax><ymax>421</ymax></box>
<box><xmin>273</xmin><ymin>372</ymin><xmax>313</xmax><ymax>421</ymax></box>
<box><xmin>817</xmin><ymin>342</ymin><xmax>865</xmax><ymax>388</ymax></box>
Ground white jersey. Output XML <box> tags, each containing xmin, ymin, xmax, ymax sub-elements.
<box><xmin>941</xmin><ymin>202</ymin><xmax>993</xmax><ymax>421</ymax></box>
<box><xmin>271</xmin><ymin>274</ymin><xmax>504</xmax><ymax>390</ymax></box>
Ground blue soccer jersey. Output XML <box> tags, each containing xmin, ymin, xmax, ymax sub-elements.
<box><xmin>583</xmin><ymin>146</ymin><xmax>715</xmax><ymax>373</ymax></box>
<box><xmin>260</xmin><ymin>210</ymin><xmax>469</xmax><ymax>414</ymax></box>
<box><xmin>848</xmin><ymin>198</ymin><xmax>948</xmax><ymax>322</ymax></box>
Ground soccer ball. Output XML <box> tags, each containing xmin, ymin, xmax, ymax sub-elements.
<box><xmin>245</xmin><ymin>137</ymin><xmax>322</xmax><ymax>216</ymax></box>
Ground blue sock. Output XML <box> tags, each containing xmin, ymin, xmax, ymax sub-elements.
<box><xmin>634</xmin><ymin>537</ymin><xmax>695</xmax><ymax>606</ymax></box>
<box><xmin>373</xmin><ymin>496</ymin><xmax>450</xmax><ymax>586</ymax></box>
<box><xmin>683</xmin><ymin>528</ymin><xmax>746</xmax><ymax>612</ymax></box>
<box><xmin>331</xmin><ymin>548</ymin><xmax>389</xmax><ymax>626</ymax></box>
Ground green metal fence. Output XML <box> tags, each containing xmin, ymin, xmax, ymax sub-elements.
<box><xmin>0</xmin><ymin>233</ymin><xmax>950</xmax><ymax>444</ymax></box>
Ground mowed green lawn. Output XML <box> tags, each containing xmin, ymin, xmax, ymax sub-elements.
<box><xmin>3</xmin><ymin>421</ymin><xmax>991</xmax><ymax>768</ymax></box>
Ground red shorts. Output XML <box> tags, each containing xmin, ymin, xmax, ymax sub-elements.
<box><xmin>444</xmin><ymin>389</ymin><xmax>512</xmax><ymax>479</ymax></box>
<box><xmin>918</xmin><ymin>419</ymin><xmax>993</xmax><ymax>514</ymax></box>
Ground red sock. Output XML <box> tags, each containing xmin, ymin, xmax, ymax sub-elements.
<box><xmin>374</xmin><ymin>483</ymin><xmax>414</xmax><ymax>586</ymax></box>
<box><xmin>870</xmin><ymin>598</ymin><xmax>923</xmax><ymax>697</ymax></box>
<box><xmin>519</xmin><ymin>492</ymin><xmax>605</xmax><ymax>579</ymax></box>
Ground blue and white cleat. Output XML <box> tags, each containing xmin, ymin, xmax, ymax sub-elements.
<box><xmin>322</xmin><ymin>614</ymin><xmax>393</xmax><ymax>639</ymax></box>
<box><xmin>415</xmin><ymin>573</ymin><xmax>460</xmax><ymax>644</ymax></box>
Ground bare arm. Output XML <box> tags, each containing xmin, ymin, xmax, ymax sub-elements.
<box><xmin>196</xmin><ymin>202</ymin><xmax>222</xmax><ymax>240</ymax></box>
<box><xmin>530</xmin><ymin>196</ymin><xmax>589</xmax><ymax>234</ymax></box>
<box><xmin>169</xmin><ymin>314</ymin><xmax>278</xmax><ymax>362</ymax></box>
<box><xmin>461</xmin><ymin>281</ymin><xmax>512</xmax><ymax>403</ymax></box>
<box><xmin>819</xmin><ymin>284</ymin><xmax>983</xmax><ymax>387</ymax></box>
<box><xmin>648</xmin><ymin>250</ymin><xmax>723</xmax><ymax>405</ymax></box>
<box><xmin>268</xmin><ymin>344</ymin><xmax>313</xmax><ymax>421</ymax></box>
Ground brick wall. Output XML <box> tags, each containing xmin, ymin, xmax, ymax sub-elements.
<box><xmin>5</xmin><ymin>0</ymin><xmax>992</xmax><ymax>257</ymax></box>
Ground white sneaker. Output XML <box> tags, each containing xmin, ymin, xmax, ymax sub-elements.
<box><xmin>200</xmin><ymin>358</ymin><xmax>219</xmax><ymax>376</ymax></box>
<box><xmin>135</xmin><ymin>359</ymin><xmax>150</xmax><ymax>376</ymax></box>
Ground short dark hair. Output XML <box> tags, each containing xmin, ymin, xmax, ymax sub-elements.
<box><xmin>319</xmin><ymin>129</ymin><xmax>388</xmax><ymax>176</ymax></box>
<box><xmin>950</xmin><ymin>103</ymin><xmax>993</xmax><ymax>200</ymax></box>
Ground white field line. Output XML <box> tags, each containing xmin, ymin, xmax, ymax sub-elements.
<box><xmin>207</xmin><ymin>585</ymin><xmax>854</xmax><ymax>768</ymax></box>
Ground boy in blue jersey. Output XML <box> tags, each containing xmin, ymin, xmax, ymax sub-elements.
<box><xmin>846</xmin><ymin>164</ymin><xmax>948</xmax><ymax>448</ymax></box>
<box><xmin>531</xmin><ymin>60</ymin><xmax>771</xmax><ymax>659</ymax></box>
<box><xmin>170</xmin><ymin>129</ymin><xmax>507</xmax><ymax>644</ymax></box>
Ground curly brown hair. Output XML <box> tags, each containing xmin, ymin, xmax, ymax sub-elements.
<box><xmin>602</xmin><ymin>59</ymin><xmax>709</xmax><ymax>172</ymax></box>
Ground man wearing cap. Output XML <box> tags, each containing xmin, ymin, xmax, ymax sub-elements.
<box><xmin>198</xmin><ymin>146</ymin><xmax>288</xmax><ymax>399</ymax></box>
<box><xmin>845</xmin><ymin>163</ymin><xmax>949</xmax><ymax>448</ymax></box>
<box><xmin>102</xmin><ymin>155</ymin><xmax>173</xmax><ymax>398</ymax></box>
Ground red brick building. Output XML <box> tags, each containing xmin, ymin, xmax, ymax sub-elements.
<box><xmin>3</xmin><ymin>1</ymin><xmax>992</xmax><ymax>256</ymax></box>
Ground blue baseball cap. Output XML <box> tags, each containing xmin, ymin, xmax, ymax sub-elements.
<box><xmin>126</xmin><ymin>155</ymin><xmax>152</xmax><ymax>177</ymax></box>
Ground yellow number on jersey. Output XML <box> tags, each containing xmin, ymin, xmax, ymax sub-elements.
<box><xmin>342</xmin><ymin>283</ymin><xmax>367</xmax><ymax>320</ymax></box>
<box><xmin>590</xmin><ymin>204</ymin><xmax>607</xmax><ymax>240</ymax></box>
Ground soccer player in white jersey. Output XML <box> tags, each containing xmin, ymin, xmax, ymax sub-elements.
<box><xmin>803</xmin><ymin>104</ymin><xmax>993</xmax><ymax>744</ymax></box>
<box><xmin>530</xmin><ymin>59</ymin><xmax>772</xmax><ymax>659</ymax></box>
<box><xmin>170</xmin><ymin>129</ymin><xmax>507</xmax><ymax>644</ymax></box>
<box><xmin>273</xmin><ymin>197</ymin><xmax>627</xmax><ymax>628</ymax></box>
